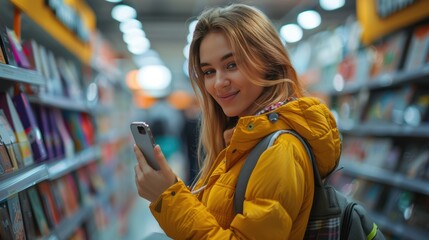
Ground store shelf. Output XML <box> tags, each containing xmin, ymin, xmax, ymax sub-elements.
<box><xmin>371</xmin><ymin>212</ymin><xmax>429</xmax><ymax>240</ymax></box>
<box><xmin>28</xmin><ymin>95</ymin><xmax>91</xmax><ymax>112</ymax></box>
<box><xmin>98</xmin><ymin>129</ymin><xmax>130</xmax><ymax>144</ymax></box>
<box><xmin>45</xmin><ymin>183</ymin><xmax>116</xmax><ymax>240</ymax></box>
<box><xmin>340</xmin><ymin>161</ymin><xmax>429</xmax><ymax>196</ymax></box>
<box><xmin>0</xmin><ymin>164</ymin><xmax>48</xmax><ymax>201</ymax></box>
<box><xmin>46</xmin><ymin>205</ymin><xmax>91</xmax><ymax>240</ymax></box>
<box><xmin>367</xmin><ymin>64</ymin><xmax>429</xmax><ymax>90</ymax></box>
<box><xmin>0</xmin><ymin>63</ymin><xmax>45</xmax><ymax>86</ymax></box>
<box><xmin>47</xmin><ymin>146</ymin><xmax>101</xmax><ymax>180</ymax></box>
<box><xmin>331</xmin><ymin>64</ymin><xmax>429</xmax><ymax>95</ymax></box>
<box><xmin>338</xmin><ymin>123</ymin><xmax>429</xmax><ymax>137</ymax></box>
<box><xmin>0</xmin><ymin>146</ymin><xmax>101</xmax><ymax>201</ymax></box>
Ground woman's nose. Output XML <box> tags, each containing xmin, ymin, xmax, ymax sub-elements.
<box><xmin>214</xmin><ymin>72</ymin><xmax>230</xmax><ymax>89</ymax></box>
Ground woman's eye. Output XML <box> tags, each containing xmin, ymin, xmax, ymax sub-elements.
<box><xmin>227</xmin><ymin>62</ymin><xmax>237</xmax><ymax>69</ymax></box>
<box><xmin>203</xmin><ymin>69</ymin><xmax>214</xmax><ymax>76</ymax></box>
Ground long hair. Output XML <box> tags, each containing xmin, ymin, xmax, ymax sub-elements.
<box><xmin>188</xmin><ymin>4</ymin><xmax>304</xmax><ymax>184</ymax></box>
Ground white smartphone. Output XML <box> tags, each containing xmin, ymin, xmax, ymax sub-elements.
<box><xmin>130</xmin><ymin>121</ymin><xmax>160</xmax><ymax>170</ymax></box>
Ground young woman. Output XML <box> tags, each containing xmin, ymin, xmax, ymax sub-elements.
<box><xmin>134</xmin><ymin>4</ymin><xmax>341</xmax><ymax>239</ymax></box>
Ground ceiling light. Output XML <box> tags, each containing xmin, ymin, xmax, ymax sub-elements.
<box><xmin>188</xmin><ymin>20</ymin><xmax>198</xmax><ymax>33</ymax></box>
<box><xmin>127</xmin><ymin>37</ymin><xmax>151</xmax><ymax>55</ymax></box>
<box><xmin>120</xmin><ymin>19</ymin><xmax>142</xmax><ymax>33</ymax></box>
<box><xmin>183</xmin><ymin>43</ymin><xmax>190</xmax><ymax>59</ymax></box>
<box><xmin>111</xmin><ymin>4</ymin><xmax>136</xmax><ymax>22</ymax></box>
<box><xmin>320</xmin><ymin>0</ymin><xmax>345</xmax><ymax>11</ymax></box>
<box><xmin>280</xmin><ymin>24</ymin><xmax>303</xmax><ymax>43</ymax></box>
<box><xmin>137</xmin><ymin>65</ymin><xmax>172</xmax><ymax>90</ymax></box>
<box><xmin>297</xmin><ymin>10</ymin><xmax>321</xmax><ymax>30</ymax></box>
<box><xmin>123</xmin><ymin>29</ymin><xmax>146</xmax><ymax>43</ymax></box>
<box><xmin>105</xmin><ymin>0</ymin><xmax>122</xmax><ymax>2</ymax></box>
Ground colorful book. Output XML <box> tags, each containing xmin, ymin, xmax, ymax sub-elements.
<box><xmin>0</xmin><ymin>110</ymin><xmax>23</xmax><ymax>169</ymax></box>
<box><xmin>27</xmin><ymin>186</ymin><xmax>50</xmax><ymax>237</ymax></box>
<box><xmin>53</xmin><ymin>109</ymin><xmax>74</xmax><ymax>159</ymax></box>
<box><xmin>0</xmin><ymin>92</ymin><xmax>34</xmax><ymax>166</ymax></box>
<box><xmin>12</xmin><ymin>92</ymin><xmax>47</xmax><ymax>162</ymax></box>
<box><xmin>21</xmin><ymin>39</ymin><xmax>43</xmax><ymax>95</ymax></box>
<box><xmin>64</xmin><ymin>112</ymin><xmax>87</xmax><ymax>152</ymax></box>
<box><xmin>18</xmin><ymin>190</ymin><xmax>37</xmax><ymax>240</ymax></box>
<box><xmin>48</xmin><ymin>109</ymin><xmax>64</xmax><ymax>159</ymax></box>
<box><xmin>0</xmin><ymin>139</ymin><xmax>14</xmax><ymax>174</ymax></box>
<box><xmin>7</xmin><ymin>194</ymin><xmax>26</xmax><ymax>240</ymax></box>
<box><xmin>33</xmin><ymin>105</ymin><xmax>55</xmax><ymax>160</ymax></box>
<box><xmin>38</xmin><ymin>45</ymin><xmax>51</xmax><ymax>94</ymax></box>
<box><xmin>80</xmin><ymin>113</ymin><xmax>95</xmax><ymax>146</ymax></box>
<box><xmin>0</xmin><ymin>25</ymin><xmax>17</xmax><ymax>66</ymax></box>
<box><xmin>47</xmin><ymin>50</ymin><xmax>63</xmax><ymax>96</ymax></box>
<box><xmin>6</xmin><ymin>28</ymin><xmax>31</xmax><ymax>69</ymax></box>
<box><xmin>404</xmin><ymin>23</ymin><xmax>429</xmax><ymax>71</ymax></box>
<box><xmin>37</xmin><ymin>181</ymin><xmax>60</xmax><ymax>228</ymax></box>
<box><xmin>49</xmin><ymin>179</ymin><xmax>65</xmax><ymax>221</ymax></box>
<box><xmin>0</xmin><ymin>41</ymin><xmax>5</xmax><ymax>64</ymax></box>
<box><xmin>0</xmin><ymin>200</ymin><xmax>13</xmax><ymax>240</ymax></box>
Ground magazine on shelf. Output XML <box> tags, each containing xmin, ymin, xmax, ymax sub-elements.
<box><xmin>0</xmin><ymin>141</ymin><xmax>14</xmax><ymax>174</ymax></box>
<box><xmin>0</xmin><ymin>92</ymin><xmax>34</xmax><ymax>166</ymax></box>
<box><xmin>37</xmin><ymin>181</ymin><xmax>60</xmax><ymax>228</ymax></box>
<box><xmin>0</xmin><ymin>200</ymin><xmax>13</xmax><ymax>239</ymax></box>
<box><xmin>0</xmin><ymin>110</ymin><xmax>24</xmax><ymax>169</ymax></box>
<box><xmin>48</xmin><ymin>109</ymin><xmax>65</xmax><ymax>159</ymax></box>
<box><xmin>18</xmin><ymin>190</ymin><xmax>37</xmax><ymax>240</ymax></box>
<box><xmin>0</xmin><ymin>24</ymin><xmax>17</xmax><ymax>66</ymax></box>
<box><xmin>47</xmin><ymin>51</ymin><xmax>63</xmax><ymax>96</ymax></box>
<box><xmin>6</xmin><ymin>28</ymin><xmax>31</xmax><ymax>69</ymax></box>
<box><xmin>33</xmin><ymin>105</ymin><xmax>55</xmax><ymax>161</ymax></box>
<box><xmin>404</xmin><ymin>23</ymin><xmax>429</xmax><ymax>71</ymax></box>
<box><xmin>21</xmin><ymin>39</ymin><xmax>44</xmax><ymax>95</ymax></box>
<box><xmin>53</xmin><ymin>109</ymin><xmax>75</xmax><ymax>159</ymax></box>
<box><xmin>6</xmin><ymin>194</ymin><xmax>26</xmax><ymax>239</ymax></box>
<box><xmin>12</xmin><ymin>93</ymin><xmax>47</xmax><ymax>162</ymax></box>
<box><xmin>27</xmin><ymin>186</ymin><xmax>50</xmax><ymax>237</ymax></box>
<box><xmin>0</xmin><ymin>40</ymin><xmax>5</xmax><ymax>64</ymax></box>
<box><xmin>49</xmin><ymin>179</ymin><xmax>65</xmax><ymax>221</ymax></box>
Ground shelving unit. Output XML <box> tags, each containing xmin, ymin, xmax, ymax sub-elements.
<box><xmin>294</xmin><ymin>2</ymin><xmax>429</xmax><ymax>239</ymax></box>
<box><xmin>0</xmin><ymin>63</ymin><xmax>45</xmax><ymax>87</ymax></box>
<box><xmin>0</xmin><ymin>146</ymin><xmax>99</xmax><ymax>201</ymax></box>
<box><xmin>0</xmin><ymin>0</ymin><xmax>134</xmax><ymax>239</ymax></box>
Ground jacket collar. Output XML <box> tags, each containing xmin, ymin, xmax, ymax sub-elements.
<box><xmin>223</xmin><ymin>97</ymin><xmax>342</xmax><ymax>178</ymax></box>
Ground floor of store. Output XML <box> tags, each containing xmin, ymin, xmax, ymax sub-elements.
<box><xmin>124</xmin><ymin>196</ymin><xmax>171</xmax><ymax>240</ymax></box>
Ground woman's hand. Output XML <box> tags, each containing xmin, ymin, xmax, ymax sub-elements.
<box><xmin>134</xmin><ymin>144</ymin><xmax>177</xmax><ymax>202</ymax></box>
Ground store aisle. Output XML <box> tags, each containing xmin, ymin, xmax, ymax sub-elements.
<box><xmin>124</xmin><ymin>196</ymin><xmax>171</xmax><ymax>240</ymax></box>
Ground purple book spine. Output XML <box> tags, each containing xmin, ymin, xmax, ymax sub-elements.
<box><xmin>35</xmin><ymin>105</ymin><xmax>54</xmax><ymax>161</ymax></box>
<box><xmin>12</xmin><ymin>93</ymin><xmax>47</xmax><ymax>162</ymax></box>
<box><xmin>48</xmin><ymin>109</ymin><xmax>64</xmax><ymax>159</ymax></box>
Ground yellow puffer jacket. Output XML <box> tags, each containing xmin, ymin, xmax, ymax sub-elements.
<box><xmin>149</xmin><ymin>97</ymin><xmax>341</xmax><ymax>239</ymax></box>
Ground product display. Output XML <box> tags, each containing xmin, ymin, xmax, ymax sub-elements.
<box><xmin>327</xmin><ymin>17</ymin><xmax>429</xmax><ymax>239</ymax></box>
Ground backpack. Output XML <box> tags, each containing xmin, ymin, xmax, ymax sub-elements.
<box><xmin>234</xmin><ymin>129</ymin><xmax>385</xmax><ymax>240</ymax></box>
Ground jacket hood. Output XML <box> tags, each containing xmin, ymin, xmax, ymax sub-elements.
<box><xmin>228</xmin><ymin>97</ymin><xmax>342</xmax><ymax>178</ymax></box>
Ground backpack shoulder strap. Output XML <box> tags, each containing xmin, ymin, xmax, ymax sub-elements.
<box><xmin>234</xmin><ymin>129</ymin><xmax>323</xmax><ymax>214</ymax></box>
<box><xmin>234</xmin><ymin>131</ymin><xmax>279</xmax><ymax>214</ymax></box>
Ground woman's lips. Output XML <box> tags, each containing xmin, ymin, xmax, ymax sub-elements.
<box><xmin>218</xmin><ymin>91</ymin><xmax>239</xmax><ymax>101</ymax></box>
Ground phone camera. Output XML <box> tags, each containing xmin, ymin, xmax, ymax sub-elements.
<box><xmin>137</xmin><ymin>126</ymin><xmax>146</xmax><ymax>134</ymax></box>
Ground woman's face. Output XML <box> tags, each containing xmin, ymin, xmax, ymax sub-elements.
<box><xmin>199</xmin><ymin>31</ymin><xmax>264</xmax><ymax>117</ymax></box>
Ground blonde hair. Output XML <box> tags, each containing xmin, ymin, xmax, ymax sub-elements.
<box><xmin>188</xmin><ymin>4</ymin><xmax>304</xmax><ymax>184</ymax></box>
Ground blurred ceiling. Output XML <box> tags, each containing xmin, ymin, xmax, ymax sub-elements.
<box><xmin>85</xmin><ymin>0</ymin><xmax>356</xmax><ymax>91</ymax></box>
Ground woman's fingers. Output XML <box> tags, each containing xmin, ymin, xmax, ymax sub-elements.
<box><xmin>154</xmin><ymin>145</ymin><xmax>169</xmax><ymax>170</ymax></box>
<box><xmin>134</xmin><ymin>144</ymin><xmax>151</xmax><ymax>171</ymax></box>
<box><xmin>133</xmin><ymin>144</ymin><xmax>178</xmax><ymax>202</ymax></box>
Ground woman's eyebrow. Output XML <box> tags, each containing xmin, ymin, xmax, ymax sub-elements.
<box><xmin>200</xmin><ymin>52</ymin><xmax>234</xmax><ymax>67</ymax></box>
